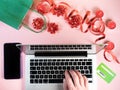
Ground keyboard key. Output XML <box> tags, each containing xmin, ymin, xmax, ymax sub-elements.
<box><xmin>76</xmin><ymin>66</ymin><xmax>79</xmax><ymax>69</ymax></box>
<box><xmin>79</xmin><ymin>59</ymin><xmax>83</xmax><ymax>61</ymax></box>
<box><xmin>88</xmin><ymin>59</ymin><xmax>92</xmax><ymax>61</ymax></box>
<box><xmin>35</xmin><ymin>63</ymin><xmax>38</xmax><ymax>66</ymax></box>
<box><xmin>30</xmin><ymin>59</ymin><xmax>34</xmax><ymax>61</ymax></box>
<box><xmin>82</xmin><ymin>62</ymin><xmax>85</xmax><ymax>65</ymax></box>
<box><xmin>58</xmin><ymin>66</ymin><xmax>62</xmax><ymax>70</ymax></box>
<box><xmin>43</xmin><ymin>62</ymin><xmax>47</xmax><ymax>66</ymax></box>
<box><xmin>42</xmin><ymin>71</ymin><xmax>45</xmax><ymax>74</ymax></box>
<box><xmin>62</xmin><ymin>75</ymin><xmax>65</xmax><ymax>78</ymax></box>
<box><xmin>48</xmin><ymin>62</ymin><xmax>51</xmax><ymax>65</ymax></box>
<box><xmin>61</xmin><ymin>62</ymin><xmax>64</xmax><ymax>65</ymax></box>
<box><xmin>39</xmin><ymin>79</ymin><xmax>42</xmax><ymax>83</ymax></box>
<box><xmin>88</xmin><ymin>66</ymin><xmax>92</xmax><ymax>69</ymax></box>
<box><xmin>38</xmin><ymin>71</ymin><xmax>41</xmax><ymax>74</ymax></box>
<box><xmin>47</xmin><ymin>71</ymin><xmax>50</xmax><ymax>74</ymax></box>
<box><xmin>36</xmin><ymin>75</ymin><xmax>39</xmax><ymax>78</ymax></box>
<box><xmin>84</xmin><ymin>59</ymin><xmax>87</xmax><ymax>61</ymax></box>
<box><xmin>35</xmin><ymin>79</ymin><xmax>38</xmax><ymax>83</ymax></box>
<box><xmin>50</xmin><ymin>67</ymin><xmax>53</xmax><ymax>70</ymax></box>
<box><xmin>57</xmin><ymin>75</ymin><xmax>62</xmax><ymax>78</ymax></box>
<box><xmin>39</xmin><ymin>59</ymin><xmax>43</xmax><ymax>61</ymax></box>
<box><xmin>41</xmin><ymin>67</ymin><xmax>44</xmax><ymax>70</ymax></box>
<box><xmin>90</xmin><ymin>69</ymin><xmax>92</xmax><ymax>73</ymax></box>
<box><xmin>39</xmin><ymin>62</ymin><xmax>42</xmax><ymax>65</ymax></box>
<box><xmin>56</xmin><ymin>62</ymin><xmax>59</xmax><ymax>65</ymax></box>
<box><xmin>86</xmin><ymin>62</ymin><xmax>92</xmax><ymax>65</ymax></box>
<box><xmin>49</xmin><ymin>75</ymin><xmax>52</xmax><ymax>78</ymax></box>
<box><xmin>60</xmin><ymin>71</ymin><xmax>64</xmax><ymax>74</ymax></box>
<box><xmin>30</xmin><ymin>79</ymin><xmax>34</xmax><ymax>83</ymax></box>
<box><xmin>52</xmin><ymin>62</ymin><xmax>55</xmax><ymax>65</ymax></box>
<box><xmin>85</xmin><ymin>75</ymin><xmax>92</xmax><ymax>78</ymax></box>
<box><xmin>71</xmin><ymin>66</ymin><xmax>75</xmax><ymax>69</ymax></box>
<box><xmin>30</xmin><ymin>75</ymin><xmax>35</xmax><ymax>78</ymax></box>
<box><xmin>80</xmin><ymin>66</ymin><xmax>83</xmax><ymax>69</ymax></box>
<box><xmin>51</xmin><ymin>71</ymin><xmax>54</xmax><ymax>74</ymax></box>
<box><xmin>37</xmin><ymin>67</ymin><xmax>40</xmax><ymax>70</ymax></box>
<box><xmin>67</xmin><ymin>66</ymin><xmax>70</xmax><ymax>70</ymax></box>
<box><xmin>55</xmin><ymin>71</ymin><xmax>59</xmax><ymax>74</ymax></box>
<box><xmin>63</xmin><ymin>66</ymin><xmax>66</xmax><ymax>70</ymax></box>
<box><xmin>40</xmin><ymin>75</ymin><xmax>43</xmax><ymax>78</ymax></box>
<box><xmin>44</xmin><ymin>75</ymin><xmax>48</xmax><ymax>78</ymax></box>
<box><xmin>85</xmin><ymin>70</ymin><xmax>89</xmax><ymax>74</ymax></box>
<box><xmin>30</xmin><ymin>63</ymin><xmax>34</xmax><ymax>66</ymax></box>
<box><xmin>30</xmin><ymin>71</ymin><xmax>37</xmax><ymax>74</ymax></box>
<box><xmin>43</xmin><ymin>79</ymin><xmax>48</xmax><ymax>83</ymax></box>
<box><xmin>69</xmin><ymin>62</ymin><xmax>72</xmax><ymax>65</ymax></box>
<box><xmin>53</xmin><ymin>75</ymin><xmax>56</xmax><ymax>78</ymax></box>
<box><xmin>65</xmin><ymin>62</ymin><xmax>68</xmax><ymax>65</ymax></box>
<box><xmin>73</xmin><ymin>62</ymin><xmax>77</xmax><ymax>65</ymax></box>
<box><xmin>45</xmin><ymin>66</ymin><xmax>49</xmax><ymax>70</ymax></box>
<box><xmin>84</xmin><ymin>66</ymin><xmax>87</xmax><ymax>69</ymax></box>
<box><xmin>54</xmin><ymin>66</ymin><xmax>57</xmax><ymax>70</ymax></box>
<box><xmin>30</xmin><ymin>67</ymin><xmax>36</xmax><ymax>70</ymax></box>
<box><xmin>88</xmin><ymin>80</ymin><xmax>92</xmax><ymax>83</ymax></box>
<box><xmin>81</xmin><ymin>70</ymin><xmax>84</xmax><ymax>74</ymax></box>
<box><xmin>78</xmin><ymin>62</ymin><xmax>81</xmax><ymax>65</ymax></box>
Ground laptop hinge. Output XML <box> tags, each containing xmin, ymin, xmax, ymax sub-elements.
<box><xmin>34</xmin><ymin>51</ymin><xmax>87</xmax><ymax>57</ymax></box>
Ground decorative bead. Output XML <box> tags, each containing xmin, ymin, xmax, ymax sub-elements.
<box><xmin>95</xmin><ymin>9</ymin><xmax>104</xmax><ymax>18</ymax></box>
<box><xmin>105</xmin><ymin>41</ymin><xmax>114</xmax><ymax>50</ymax></box>
<box><xmin>106</xmin><ymin>20</ymin><xmax>116</xmax><ymax>29</ymax></box>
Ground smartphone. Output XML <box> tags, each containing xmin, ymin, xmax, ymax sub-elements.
<box><xmin>4</xmin><ymin>43</ymin><xmax>21</xmax><ymax>79</ymax></box>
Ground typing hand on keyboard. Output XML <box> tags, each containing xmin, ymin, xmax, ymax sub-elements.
<box><xmin>63</xmin><ymin>70</ymin><xmax>88</xmax><ymax>90</ymax></box>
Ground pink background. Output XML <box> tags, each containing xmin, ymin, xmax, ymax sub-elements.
<box><xmin>0</xmin><ymin>0</ymin><xmax>120</xmax><ymax>90</ymax></box>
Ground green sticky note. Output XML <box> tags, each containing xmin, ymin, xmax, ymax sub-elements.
<box><xmin>97</xmin><ymin>63</ymin><xmax>116</xmax><ymax>83</ymax></box>
<box><xmin>0</xmin><ymin>0</ymin><xmax>33</xmax><ymax>29</ymax></box>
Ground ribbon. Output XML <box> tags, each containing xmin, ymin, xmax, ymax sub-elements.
<box><xmin>104</xmin><ymin>42</ymin><xmax>120</xmax><ymax>64</ymax></box>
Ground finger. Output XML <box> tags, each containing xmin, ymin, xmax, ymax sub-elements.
<box><xmin>63</xmin><ymin>79</ymin><xmax>68</xmax><ymax>90</ymax></box>
<box><xmin>65</xmin><ymin>71</ymin><xmax>74</xmax><ymax>88</ymax></box>
<box><xmin>75</xmin><ymin>70</ymin><xmax>84</xmax><ymax>86</ymax></box>
<box><xmin>83</xmin><ymin>75</ymin><xmax>88</xmax><ymax>87</ymax></box>
<box><xmin>69</xmin><ymin>70</ymin><xmax>80</xmax><ymax>86</ymax></box>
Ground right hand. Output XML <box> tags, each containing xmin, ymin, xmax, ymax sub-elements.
<box><xmin>63</xmin><ymin>70</ymin><xmax>88</xmax><ymax>90</ymax></box>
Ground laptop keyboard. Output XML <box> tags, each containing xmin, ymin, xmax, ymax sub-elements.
<box><xmin>30</xmin><ymin>58</ymin><xmax>92</xmax><ymax>84</ymax></box>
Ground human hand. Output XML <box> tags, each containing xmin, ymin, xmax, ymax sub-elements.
<box><xmin>63</xmin><ymin>70</ymin><xmax>88</xmax><ymax>90</ymax></box>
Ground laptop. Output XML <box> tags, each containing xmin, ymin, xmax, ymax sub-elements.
<box><xmin>19</xmin><ymin>44</ymin><xmax>98</xmax><ymax>90</ymax></box>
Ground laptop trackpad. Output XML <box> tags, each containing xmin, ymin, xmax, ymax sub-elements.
<box><xmin>26</xmin><ymin>84</ymin><xmax>63</xmax><ymax>90</ymax></box>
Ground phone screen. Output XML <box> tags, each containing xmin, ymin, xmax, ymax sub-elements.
<box><xmin>4</xmin><ymin>43</ymin><xmax>21</xmax><ymax>79</ymax></box>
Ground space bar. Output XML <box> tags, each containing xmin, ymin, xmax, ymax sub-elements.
<box><xmin>35</xmin><ymin>51</ymin><xmax>87</xmax><ymax>56</ymax></box>
<box><xmin>49</xmin><ymin>79</ymin><xmax>63</xmax><ymax>83</ymax></box>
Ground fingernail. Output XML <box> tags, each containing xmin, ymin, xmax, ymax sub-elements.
<box><xmin>65</xmin><ymin>70</ymin><xmax>68</xmax><ymax>74</ymax></box>
<box><xmin>63</xmin><ymin>79</ymin><xmax>65</xmax><ymax>82</ymax></box>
